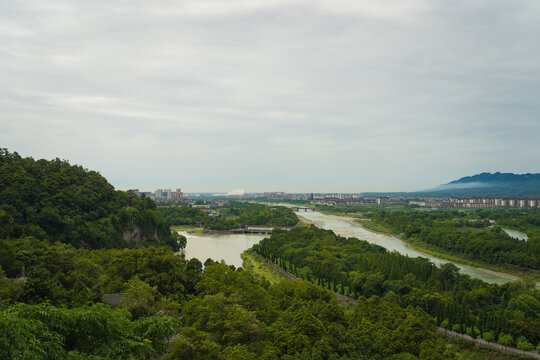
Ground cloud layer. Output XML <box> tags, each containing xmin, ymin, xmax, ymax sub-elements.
<box><xmin>2</xmin><ymin>0</ymin><xmax>540</xmax><ymax>192</ymax></box>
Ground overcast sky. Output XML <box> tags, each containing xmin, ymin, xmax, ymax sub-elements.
<box><xmin>2</xmin><ymin>0</ymin><xmax>540</xmax><ymax>192</ymax></box>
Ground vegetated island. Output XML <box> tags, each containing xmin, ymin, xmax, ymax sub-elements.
<box><xmin>159</xmin><ymin>201</ymin><xmax>299</xmax><ymax>233</ymax></box>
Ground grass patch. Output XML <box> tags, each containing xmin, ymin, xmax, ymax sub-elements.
<box><xmin>171</xmin><ymin>225</ymin><xmax>205</xmax><ymax>234</ymax></box>
<box><xmin>171</xmin><ymin>225</ymin><xmax>199</xmax><ymax>230</ymax></box>
<box><xmin>241</xmin><ymin>250</ymin><xmax>286</xmax><ymax>285</ymax></box>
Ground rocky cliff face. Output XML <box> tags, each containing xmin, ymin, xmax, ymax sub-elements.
<box><xmin>122</xmin><ymin>221</ymin><xmax>159</xmax><ymax>246</ymax></box>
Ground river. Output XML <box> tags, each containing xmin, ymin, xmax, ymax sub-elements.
<box><xmin>294</xmin><ymin>210</ymin><xmax>516</xmax><ymax>285</ymax></box>
<box><xmin>502</xmin><ymin>228</ymin><xmax>529</xmax><ymax>241</ymax></box>
<box><xmin>177</xmin><ymin>230</ymin><xmax>266</xmax><ymax>268</ymax></box>
<box><xmin>176</xmin><ymin>207</ymin><xmax>520</xmax><ymax>284</ymax></box>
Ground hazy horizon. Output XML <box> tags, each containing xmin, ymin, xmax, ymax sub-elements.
<box><xmin>2</xmin><ymin>0</ymin><xmax>540</xmax><ymax>192</ymax></box>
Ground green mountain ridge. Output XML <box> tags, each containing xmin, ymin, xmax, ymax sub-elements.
<box><xmin>427</xmin><ymin>172</ymin><xmax>540</xmax><ymax>197</ymax></box>
<box><xmin>0</xmin><ymin>148</ymin><xmax>182</xmax><ymax>254</ymax></box>
<box><xmin>364</xmin><ymin>172</ymin><xmax>540</xmax><ymax>198</ymax></box>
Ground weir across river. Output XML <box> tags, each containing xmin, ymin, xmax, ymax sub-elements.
<box><xmin>291</xmin><ymin>207</ymin><xmax>316</xmax><ymax>212</ymax></box>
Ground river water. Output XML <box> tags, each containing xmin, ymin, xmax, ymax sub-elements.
<box><xmin>176</xmin><ymin>207</ymin><xmax>517</xmax><ymax>284</ymax></box>
<box><xmin>178</xmin><ymin>230</ymin><xmax>266</xmax><ymax>268</ymax></box>
<box><xmin>502</xmin><ymin>228</ymin><xmax>529</xmax><ymax>241</ymax></box>
<box><xmin>295</xmin><ymin>210</ymin><xmax>515</xmax><ymax>285</ymax></box>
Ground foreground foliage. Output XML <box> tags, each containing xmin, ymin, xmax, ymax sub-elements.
<box><xmin>168</xmin><ymin>261</ymin><xmax>452</xmax><ymax>359</ymax></box>
<box><xmin>1</xmin><ymin>242</ymin><xmax>454</xmax><ymax>359</ymax></box>
<box><xmin>0</xmin><ymin>303</ymin><xmax>178</xmax><ymax>359</ymax></box>
<box><xmin>0</xmin><ymin>240</ymin><xmax>194</xmax><ymax>307</ymax></box>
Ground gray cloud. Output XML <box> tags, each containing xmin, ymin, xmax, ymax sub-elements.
<box><xmin>1</xmin><ymin>0</ymin><xmax>540</xmax><ymax>192</ymax></box>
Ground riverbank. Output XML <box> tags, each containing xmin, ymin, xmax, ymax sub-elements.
<box><xmin>396</xmin><ymin>236</ymin><xmax>538</xmax><ymax>285</ymax></box>
<box><xmin>354</xmin><ymin>218</ymin><xmax>540</xmax><ymax>284</ymax></box>
<box><xmin>351</xmin><ymin>219</ymin><xmax>539</xmax><ymax>285</ymax></box>
<box><xmin>300</xmin><ymin>211</ymin><xmax>536</xmax><ymax>286</ymax></box>
<box><xmin>241</xmin><ymin>250</ymin><xmax>296</xmax><ymax>284</ymax></box>
<box><xmin>295</xmin><ymin>213</ymin><xmax>325</xmax><ymax>227</ymax></box>
<box><xmin>171</xmin><ymin>225</ymin><xmax>204</xmax><ymax>234</ymax></box>
<box><xmin>406</xmin><ymin>240</ymin><xmax>540</xmax><ymax>286</ymax></box>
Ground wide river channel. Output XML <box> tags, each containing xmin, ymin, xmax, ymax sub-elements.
<box><xmin>178</xmin><ymin>209</ymin><xmax>518</xmax><ymax>285</ymax></box>
<box><xmin>294</xmin><ymin>210</ymin><xmax>516</xmax><ymax>285</ymax></box>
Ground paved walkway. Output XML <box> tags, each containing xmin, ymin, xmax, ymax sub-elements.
<box><xmin>437</xmin><ymin>327</ymin><xmax>540</xmax><ymax>359</ymax></box>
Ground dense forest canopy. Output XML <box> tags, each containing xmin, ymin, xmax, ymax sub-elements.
<box><xmin>0</xmin><ymin>149</ymin><xmax>182</xmax><ymax>251</ymax></box>
<box><xmin>0</xmin><ymin>239</ymin><xmax>454</xmax><ymax>359</ymax></box>
<box><xmin>159</xmin><ymin>202</ymin><xmax>298</xmax><ymax>230</ymax></box>
<box><xmin>254</xmin><ymin>226</ymin><xmax>540</xmax><ymax>347</ymax></box>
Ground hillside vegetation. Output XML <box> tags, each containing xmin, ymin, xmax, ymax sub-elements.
<box><xmin>0</xmin><ymin>149</ymin><xmax>182</xmax><ymax>255</ymax></box>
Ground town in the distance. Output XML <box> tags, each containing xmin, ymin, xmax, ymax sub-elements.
<box><xmin>130</xmin><ymin>189</ymin><xmax>540</xmax><ymax>209</ymax></box>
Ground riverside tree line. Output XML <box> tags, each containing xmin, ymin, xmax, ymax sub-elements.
<box><xmin>366</xmin><ymin>208</ymin><xmax>540</xmax><ymax>274</ymax></box>
<box><xmin>253</xmin><ymin>226</ymin><xmax>540</xmax><ymax>352</ymax></box>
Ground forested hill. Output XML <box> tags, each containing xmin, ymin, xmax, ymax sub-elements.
<box><xmin>364</xmin><ymin>172</ymin><xmax>540</xmax><ymax>198</ymax></box>
<box><xmin>0</xmin><ymin>149</ymin><xmax>181</xmax><ymax>249</ymax></box>
<box><xmin>427</xmin><ymin>172</ymin><xmax>540</xmax><ymax>197</ymax></box>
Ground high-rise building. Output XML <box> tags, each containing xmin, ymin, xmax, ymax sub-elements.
<box><xmin>175</xmin><ymin>188</ymin><xmax>184</xmax><ymax>199</ymax></box>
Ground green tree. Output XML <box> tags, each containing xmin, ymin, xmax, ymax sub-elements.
<box><xmin>483</xmin><ymin>331</ymin><xmax>495</xmax><ymax>342</ymax></box>
<box><xmin>516</xmin><ymin>336</ymin><xmax>533</xmax><ymax>352</ymax></box>
<box><xmin>498</xmin><ymin>332</ymin><xmax>513</xmax><ymax>349</ymax></box>
<box><xmin>119</xmin><ymin>276</ymin><xmax>159</xmax><ymax>319</ymax></box>
<box><xmin>0</xmin><ymin>302</ymin><xmax>178</xmax><ymax>359</ymax></box>
<box><xmin>165</xmin><ymin>327</ymin><xmax>221</xmax><ymax>360</ymax></box>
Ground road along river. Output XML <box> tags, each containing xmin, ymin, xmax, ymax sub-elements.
<box><xmin>294</xmin><ymin>210</ymin><xmax>518</xmax><ymax>285</ymax></box>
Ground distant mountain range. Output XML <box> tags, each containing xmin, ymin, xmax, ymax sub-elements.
<box><xmin>365</xmin><ymin>172</ymin><xmax>540</xmax><ymax>198</ymax></box>
<box><xmin>427</xmin><ymin>172</ymin><xmax>540</xmax><ymax>197</ymax></box>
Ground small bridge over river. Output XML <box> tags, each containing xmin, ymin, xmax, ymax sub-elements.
<box><xmin>291</xmin><ymin>207</ymin><xmax>316</xmax><ymax>212</ymax></box>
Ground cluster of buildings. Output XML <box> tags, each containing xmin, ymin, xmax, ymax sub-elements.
<box><xmin>129</xmin><ymin>188</ymin><xmax>184</xmax><ymax>201</ymax></box>
<box><xmin>446</xmin><ymin>197</ymin><xmax>540</xmax><ymax>209</ymax></box>
<box><xmin>404</xmin><ymin>197</ymin><xmax>540</xmax><ymax>209</ymax></box>
<box><xmin>255</xmin><ymin>192</ymin><xmax>364</xmax><ymax>202</ymax></box>
<box><xmin>154</xmin><ymin>188</ymin><xmax>184</xmax><ymax>200</ymax></box>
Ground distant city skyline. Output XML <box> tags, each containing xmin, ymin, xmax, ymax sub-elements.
<box><xmin>2</xmin><ymin>1</ymin><xmax>540</xmax><ymax>192</ymax></box>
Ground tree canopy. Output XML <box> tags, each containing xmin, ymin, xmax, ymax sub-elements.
<box><xmin>0</xmin><ymin>149</ymin><xmax>182</xmax><ymax>250</ymax></box>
